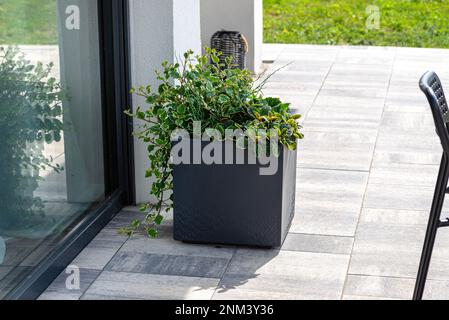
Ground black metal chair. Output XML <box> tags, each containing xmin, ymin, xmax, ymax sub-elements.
<box><xmin>414</xmin><ymin>71</ymin><xmax>449</xmax><ymax>300</ymax></box>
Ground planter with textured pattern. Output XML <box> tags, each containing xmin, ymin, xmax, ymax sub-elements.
<box><xmin>173</xmin><ymin>141</ymin><xmax>297</xmax><ymax>248</ymax></box>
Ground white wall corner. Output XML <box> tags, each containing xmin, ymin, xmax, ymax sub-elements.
<box><xmin>200</xmin><ymin>0</ymin><xmax>263</xmax><ymax>74</ymax></box>
<box><xmin>129</xmin><ymin>0</ymin><xmax>202</xmax><ymax>204</ymax></box>
<box><xmin>173</xmin><ymin>0</ymin><xmax>202</xmax><ymax>58</ymax></box>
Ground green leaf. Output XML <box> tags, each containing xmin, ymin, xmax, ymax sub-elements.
<box><xmin>54</xmin><ymin>131</ymin><xmax>62</xmax><ymax>142</ymax></box>
<box><xmin>131</xmin><ymin>219</ymin><xmax>141</xmax><ymax>228</ymax></box>
<box><xmin>211</xmin><ymin>54</ymin><xmax>220</xmax><ymax>64</ymax></box>
<box><xmin>154</xmin><ymin>215</ymin><xmax>164</xmax><ymax>225</ymax></box>
<box><xmin>218</xmin><ymin>95</ymin><xmax>230</xmax><ymax>104</ymax></box>
<box><xmin>147</xmin><ymin>229</ymin><xmax>158</xmax><ymax>238</ymax></box>
<box><xmin>177</xmin><ymin>105</ymin><xmax>186</xmax><ymax>114</ymax></box>
<box><xmin>44</xmin><ymin>133</ymin><xmax>54</xmax><ymax>144</ymax></box>
<box><xmin>137</xmin><ymin>111</ymin><xmax>145</xmax><ymax>119</ymax></box>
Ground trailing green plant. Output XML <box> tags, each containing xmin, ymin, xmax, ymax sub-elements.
<box><xmin>123</xmin><ymin>48</ymin><xmax>304</xmax><ymax>238</ymax></box>
<box><xmin>0</xmin><ymin>46</ymin><xmax>64</xmax><ymax>231</ymax></box>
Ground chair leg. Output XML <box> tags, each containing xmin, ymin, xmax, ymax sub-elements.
<box><xmin>414</xmin><ymin>155</ymin><xmax>449</xmax><ymax>300</ymax></box>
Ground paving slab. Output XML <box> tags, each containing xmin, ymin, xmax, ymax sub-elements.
<box><xmin>40</xmin><ymin>44</ymin><xmax>449</xmax><ymax>300</ymax></box>
<box><xmin>82</xmin><ymin>272</ymin><xmax>219</xmax><ymax>300</ymax></box>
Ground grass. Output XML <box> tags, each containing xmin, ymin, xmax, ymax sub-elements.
<box><xmin>0</xmin><ymin>0</ymin><xmax>57</xmax><ymax>45</ymax></box>
<box><xmin>264</xmin><ymin>0</ymin><xmax>449</xmax><ymax>48</ymax></box>
<box><xmin>1</xmin><ymin>0</ymin><xmax>448</xmax><ymax>48</ymax></box>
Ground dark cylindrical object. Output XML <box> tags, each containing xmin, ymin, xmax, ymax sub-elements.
<box><xmin>211</xmin><ymin>30</ymin><xmax>248</xmax><ymax>70</ymax></box>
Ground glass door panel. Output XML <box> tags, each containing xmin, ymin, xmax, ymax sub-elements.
<box><xmin>0</xmin><ymin>0</ymin><xmax>108</xmax><ymax>298</ymax></box>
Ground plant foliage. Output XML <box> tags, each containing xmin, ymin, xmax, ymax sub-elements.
<box><xmin>123</xmin><ymin>48</ymin><xmax>304</xmax><ymax>238</ymax></box>
<box><xmin>0</xmin><ymin>46</ymin><xmax>64</xmax><ymax>230</ymax></box>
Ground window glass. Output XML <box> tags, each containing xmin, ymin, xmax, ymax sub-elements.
<box><xmin>0</xmin><ymin>0</ymin><xmax>105</xmax><ymax>298</ymax></box>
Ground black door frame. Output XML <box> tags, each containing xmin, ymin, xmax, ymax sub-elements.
<box><xmin>5</xmin><ymin>0</ymin><xmax>133</xmax><ymax>300</ymax></box>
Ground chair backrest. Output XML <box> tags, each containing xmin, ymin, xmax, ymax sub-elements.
<box><xmin>420</xmin><ymin>71</ymin><xmax>449</xmax><ymax>152</ymax></box>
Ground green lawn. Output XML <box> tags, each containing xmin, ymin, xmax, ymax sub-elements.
<box><xmin>264</xmin><ymin>0</ymin><xmax>449</xmax><ymax>48</ymax></box>
<box><xmin>1</xmin><ymin>0</ymin><xmax>448</xmax><ymax>48</ymax></box>
<box><xmin>0</xmin><ymin>0</ymin><xmax>57</xmax><ymax>44</ymax></box>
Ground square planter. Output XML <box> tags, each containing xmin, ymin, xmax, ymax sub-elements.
<box><xmin>173</xmin><ymin>140</ymin><xmax>297</xmax><ymax>248</ymax></box>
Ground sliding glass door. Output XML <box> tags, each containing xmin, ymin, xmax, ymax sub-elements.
<box><xmin>0</xmin><ymin>0</ymin><xmax>131</xmax><ymax>299</ymax></box>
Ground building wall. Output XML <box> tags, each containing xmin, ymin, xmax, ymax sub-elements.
<box><xmin>129</xmin><ymin>0</ymin><xmax>202</xmax><ymax>203</ymax></box>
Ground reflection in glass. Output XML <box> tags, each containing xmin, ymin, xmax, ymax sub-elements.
<box><xmin>0</xmin><ymin>47</ymin><xmax>64</xmax><ymax>233</ymax></box>
<box><xmin>0</xmin><ymin>0</ymin><xmax>106</xmax><ymax>298</ymax></box>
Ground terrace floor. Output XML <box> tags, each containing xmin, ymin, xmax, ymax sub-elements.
<box><xmin>41</xmin><ymin>44</ymin><xmax>449</xmax><ymax>300</ymax></box>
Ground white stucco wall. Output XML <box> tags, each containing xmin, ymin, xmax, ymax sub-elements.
<box><xmin>129</xmin><ymin>0</ymin><xmax>202</xmax><ymax>204</ymax></box>
<box><xmin>200</xmin><ymin>0</ymin><xmax>263</xmax><ymax>74</ymax></box>
<box><xmin>173</xmin><ymin>0</ymin><xmax>202</xmax><ymax>57</ymax></box>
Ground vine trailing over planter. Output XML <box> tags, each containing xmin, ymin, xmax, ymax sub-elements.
<box><xmin>122</xmin><ymin>48</ymin><xmax>304</xmax><ymax>238</ymax></box>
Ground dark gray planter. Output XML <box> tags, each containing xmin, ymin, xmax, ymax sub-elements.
<box><xmin>173</xmin><ymin>141</ymin><xmax>297</xmax><ymax>248</ymax></box>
